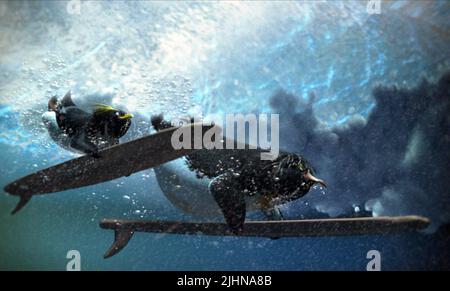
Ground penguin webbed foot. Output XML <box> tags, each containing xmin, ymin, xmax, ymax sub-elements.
<box><xmin>263</xmin><ymin>206</ymin><xmax>284</xmax><ymax>240</ymax></box>
<box><xmin>264</xmin><ymin>206</ymin><xmax>285</xmax><ymax>221</ymax></box>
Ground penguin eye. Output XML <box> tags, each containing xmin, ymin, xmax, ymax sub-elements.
<box><xmin>115</xmin><ymin>112</ymin><xmax>120</xmax><ymax>116</ymax></box>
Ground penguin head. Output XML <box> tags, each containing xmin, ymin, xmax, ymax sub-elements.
<box><xmin>271</xmin><ymin>154</ymin><xmax>326</xmax><ymax>200</ymax></box>
<box><xmin>92</xmin><ymin>104</ymin><xmax>133</xmax><ymax>138</ymax></box>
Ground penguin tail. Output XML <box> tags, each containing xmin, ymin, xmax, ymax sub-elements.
<box><xmin>48</xmin><ymin>96</ymin><xmax>58</xmax><ymax>111</ymax></box>
<box><xmin>151</xmin><ymin>114</ymin><xmax>173</xmax><ymax>131</ymax></box>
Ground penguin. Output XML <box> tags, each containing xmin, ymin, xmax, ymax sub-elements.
<box><xmin>42</xmin><ymin>91</ymin><xmax>133</xmax><ymax>156</ymax></box>
<box><xmin>151</xmin><ymin>115</ymin><xmax>326</xmax><ymax>233</ymax></box>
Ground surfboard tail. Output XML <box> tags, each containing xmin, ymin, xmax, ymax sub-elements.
<box><xmin>103</xmin><ymin>225</ymin><xmax>135</xmax><ymax>259</ymax></box>
<box><xmin>11</xmin><ymin>194</ymin><xmax>32</xmax><ymax>215</ymax></box>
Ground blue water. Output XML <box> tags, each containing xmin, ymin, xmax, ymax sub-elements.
<box><xmin>0</xmin><ymin>1</ymin><xmax>449</xmax><ymax>270</ymax></box>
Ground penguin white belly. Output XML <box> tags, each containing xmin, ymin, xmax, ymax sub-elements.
<box><xmin>154</xmin><ymin>159</ymin><xmax>221</xmax><ymax>217</ymax></box>
<box><xmin>154</xmin><ymin>158</ymin><xmax>261</xmax><ymax>218</ymax></box>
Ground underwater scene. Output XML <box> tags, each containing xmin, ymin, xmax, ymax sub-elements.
<box><xmin>0</xmin><ymin>0</ymin><xmax>449</xmax><ymax>271</ymax></box>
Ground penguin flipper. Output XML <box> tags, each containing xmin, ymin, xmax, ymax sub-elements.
<box><xmin>70</xmin><ymin>133</ymin><xmax>100</xmax><ymax>157</ymax></box>
<box><xmin>60</xmin><ymin>91</ymin><xmax>76</xmax><ymax>107</ymax></box>
<box><xmin>58</xmin><ymin>107</ymin><xmax>91</xmax><ymax>131</ymax></box>
<box><xmin>209</xmin><ymin>173</ymin><xmax>246</xmax><ymax>233</ymax></box>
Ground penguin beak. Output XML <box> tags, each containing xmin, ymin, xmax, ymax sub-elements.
<box><xmin>304</xmin><ymin>170</ymin><xmax>327</xmax><ymax>188</ymax></box>
<box><xmin>119</xmin><ymin>113</ymin><xmax>134</xmax><ymax>120</ymax></box>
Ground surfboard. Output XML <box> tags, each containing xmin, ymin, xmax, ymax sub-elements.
<box><xmin>99</xmin><ymin>215</ymin><xmax>430</xmax><ymax>258</ymax></box>
<box><xmin>4</xmin><ymin>123</ymin><xmax>215</xmax><ymax>214</ymax></box>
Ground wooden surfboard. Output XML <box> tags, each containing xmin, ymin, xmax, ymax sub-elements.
<box><xmin>4</xmin><ymin>123</ymin><xmax>215</xmax><ymax>214</ymax></box>
<box><xmin>99</xmin><ymin>215</ymin><xmax>430</xmax><ymax>258</ymax></box>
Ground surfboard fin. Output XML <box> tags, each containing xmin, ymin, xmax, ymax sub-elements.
<box><xmin>11</xmin><ymin>195</ymin><xmax>31</xmax><ymax>215</ymax></box>
<box><xmin>104</xmin><ymin>227</ymin><xmax>135</xmax><ymax>259</ymax></box>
